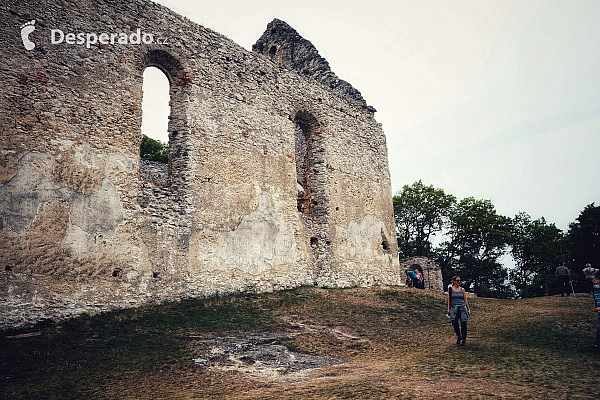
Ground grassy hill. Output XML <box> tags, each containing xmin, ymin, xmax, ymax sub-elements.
<box><xmin>1</xmin><ymin>286</ymin><xmax>599</xmax><ymax>399</ymax></box>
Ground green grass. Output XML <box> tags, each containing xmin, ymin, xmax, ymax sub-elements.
<box><xmin>1</xmin><ymin>287</ymin><xmax>599</xmax><ymax>399</ymax></box>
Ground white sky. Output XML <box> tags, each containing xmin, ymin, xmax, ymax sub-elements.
<box><xmin>143</xmin><ymin>0</ymin><xmax>600</xmax><ymax>231</ymax></box>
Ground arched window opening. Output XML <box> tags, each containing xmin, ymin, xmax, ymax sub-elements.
<box><xmin>141</xmin><ymin>49</ymin><xmax>190</xmax><ymax>186</ymax></box>
<box><xmin>141</xmin><ymin>66</ymin><xmax>170</xmax><ymax>166</ymax></box>
<box><xmin>410</xmin><ymin>264</ymin><xmax>422</xmax><ymax>273</ymax></box>
<box><xmin>269</xmin><ymin>45</ymin><xmax>277</xmax><ymax>56</ymax></box>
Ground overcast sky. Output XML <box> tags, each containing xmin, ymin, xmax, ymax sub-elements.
<box><xmin>143</xmin><ymin>0</ymin><xmax>600</xmax><ymax>232</ymax></box>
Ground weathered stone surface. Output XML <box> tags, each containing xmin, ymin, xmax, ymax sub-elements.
<box><xmin>193</xmin><ymin>333</ymin><xmax>343</xmax><ymax>381</ymax></box>
<box><xmin>253</xmin><ymin>19</ymin><xmax>374</xmax><ymax>111</ymax></box>
<box><xmin>0</xmin><ymin>0</ymin><xmax>399</xmax><ymax>329</ymax></box>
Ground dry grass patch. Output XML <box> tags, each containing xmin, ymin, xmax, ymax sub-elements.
<box><xmin>1</xmin><ymin>286</ymin><xmax>599</xmax><ymax>399</ymax></box>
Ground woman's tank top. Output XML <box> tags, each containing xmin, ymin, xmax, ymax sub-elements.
<box><xmin>450</xmin><ymin>288</ymin><xmax>465</xmax><ymax>306</ymax></box>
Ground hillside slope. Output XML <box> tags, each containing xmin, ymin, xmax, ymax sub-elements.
<box><xmin>1</xmin><ymin>286</ymin><xmax>599</xmax><ymax>399</ymax></box>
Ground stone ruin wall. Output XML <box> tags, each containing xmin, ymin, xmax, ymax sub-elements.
<box><xmin>0</xmin><ymin>0</ymin><xmax>400</xmax><ymax>329</ymax></box>
<box><xmin>400</xmin><ymin>257</ymin><xmax>444</xmax><ymax>292</ymax></box>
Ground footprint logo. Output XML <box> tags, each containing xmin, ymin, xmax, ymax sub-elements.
<box><xmin>20</xmin><ymin>20</ymin><xmax>36</xmax><ymax>51</ymax></box>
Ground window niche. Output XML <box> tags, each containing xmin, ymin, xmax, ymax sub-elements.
<box><xmin>294</xmin><ymin>111</ymin><xmax>327</xmax><ymax>224</ymax></box>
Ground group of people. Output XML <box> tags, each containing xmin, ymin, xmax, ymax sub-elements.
<box><xmin>575</xmin><ymin>263</ymin><xmax>600</xmax><ymax>348</ymax></box>
<box><xmin>405</xmin><ymin>267</ymin><xmax>425</xmax><ymax>289</ymax></box>
<box><xmin>407</xmin><ymin>262</ymin><xmax>599</xmax><ymax>348</ymax></box>
<box><xmin>580</xmin><ymin>263</ymin><xmax>600</xmax><ymax>348</ymax></box>
<box><xmin>555</xmin><ymin>262</ymin><xmax>599</xmax><ymax>296</ymax></box>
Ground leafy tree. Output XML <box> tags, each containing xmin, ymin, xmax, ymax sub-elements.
<box><xmin>393</xmin><ymin>180</ymin><xmax>456</xmax><ymax>259</ymax></box>
<box><xmin>509</xmin><ymin>212</ymin><xmax>567</xmax><ymax>298</ymax></box>
<box><xmin>140</xmin><ymin>134</ymin><xmax>168</xmax><ymax>164</ymax></box>
<box><xmin>569</xmin><ymin>203</ymin><xmax>600</xmax><ymax>272</ymax></box>
<box><xmin>436</xmin><ymin>197</ymin><xmax>512</xmax><ymax>297</ymax></box>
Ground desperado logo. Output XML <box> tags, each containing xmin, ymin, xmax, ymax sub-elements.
<box><xmin>20</xmin><ymin>20</ymin><xmax>36</xmax><ymax>50</ymax></box>
<box><xmin>51</xmin><ymin>28</ymin><xmax>167</xmax><ymax>48</ymax></box>
<box><xmin>19</xmin><ymin>18</ymin><xmax>168</xmax><ymax>51</ymax></box>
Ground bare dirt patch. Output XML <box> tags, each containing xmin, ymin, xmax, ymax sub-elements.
<box><xmin>192</xmin><ymin>333</ymin><xmax>343</xmax><ymax>382</ymax></box>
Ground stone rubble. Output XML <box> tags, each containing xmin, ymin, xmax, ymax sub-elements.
<box><xmin>193</xmin><ymin>333</ymin><xmax>344</xmax><ymax>381</ymax></box>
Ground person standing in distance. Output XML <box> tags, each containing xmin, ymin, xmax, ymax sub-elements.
<box><xmin>555</xmin><ymin>263</ymin><xmax>571</xmax><ymax>297</ymax></box>
<box><xmin>583</xmin><ymin>263</ymin><xmax>599</xmax><ymax>294</ymax></box>
<box><xmin>447</xmin><ymin>276</ymin><xmax>471</xmax><ymax>346</ymax></box>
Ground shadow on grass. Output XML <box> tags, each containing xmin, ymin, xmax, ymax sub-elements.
<box><xmin>0</xmin><ymin>291</ymin><xmax>288</xmax><ymax>399</ymax></box>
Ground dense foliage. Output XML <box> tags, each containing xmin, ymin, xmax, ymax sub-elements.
<box><xmin>393</xmin><ymin>180</ymin><xmax>455</xmax><ymax>259</ymax></box>
<box><xmin>394</xmin><ymin>181</ymin><xmax>599</xmax><ymax>298</ymax></box>
<box><xmin>509</xmin><ymin>213</ymin><xmax>568</xmax><ymax>298</ymax></box>
<box><xmin>437</xmin><ymin>198</ymin><xmax>512</xmax><ymax>298</ymax></box>
<box><xmin>140</xmin><ymin>134</ymin><xmax>168</xmax><ymax>164</ymax></box>
<box><xmin>569</xmin><ymin>203</ymin><xmax>600</xmax><ymax>271</ymax></box>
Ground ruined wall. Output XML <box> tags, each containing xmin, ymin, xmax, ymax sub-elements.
<box><xmin>400</xmin><ymin>257</ymin><xmax>444</xmax><ymax>292</ymax></box>
<box><xmin>0</xmin><ymin>0</ymin><xmax>399</xmax><ymax>329</ymax></box>
<box><xmin>253</xmin><ymin>19</ymin><xmax>371</xmax><ymax>111</ymax></box>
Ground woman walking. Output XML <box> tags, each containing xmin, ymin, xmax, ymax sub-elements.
<box><xmin>447</xmin><ymin>276</ymin><xmax>471</xmax><ymax>346</ymax></box>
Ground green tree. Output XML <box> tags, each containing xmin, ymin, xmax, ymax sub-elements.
<box><xmin>509</xmin><ymin>212</ymin><xmax>567</xmax><ymax>298</ymax></box>
<box><xmin>436</xmin><ymin>197</ymin><xmax>512</xmax><ymax>297</ymax></box>
<box><xmin>393</xmin><ymin>180</ymin><xmax>456</xmax><ymax>259</ymax></box>
<box><xmin>569</xmin><ymin>203</ymin><xmax>600</xmax><ymax>273</ymax></box>
<box><xmin>140</xmin><ymin>134</ymin><xmax>168</xmax><ymax>164</ymax></box>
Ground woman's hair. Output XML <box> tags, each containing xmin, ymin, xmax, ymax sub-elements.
<box><xmin>451</xmin><ymin>275</ymin><xmax>460</xmax><ymax>283</ymax></box>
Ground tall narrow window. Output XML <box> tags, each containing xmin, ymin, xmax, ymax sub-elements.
<box><xmin>294</xmin><ymin>111</ymin><xmax>326</xmax><ymax>222</ymax></box>
<box><xmin>141</xmin><ymin>66</ymin><xmax>170</xmax><ymax>165</ymax></box>
<box><xmin>294</xmin><ymin>111</ymin><xmax>332</xmax><ymax>276</ymax></box>
<box><xmin>295</xmin><ymin>120</ymin><xmax>312</xmax><ymax>215</ymax></box>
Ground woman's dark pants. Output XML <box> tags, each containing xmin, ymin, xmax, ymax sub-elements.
<box><xmin>452</xmin><ymin>309</ymin><xmax>467</xmax><ymax>341</ymax></box>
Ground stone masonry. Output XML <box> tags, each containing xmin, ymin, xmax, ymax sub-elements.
<box><xmin>0</xmin><ymin>0</ymin><xmax>399</xmax><ymax>329</ymax></box>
